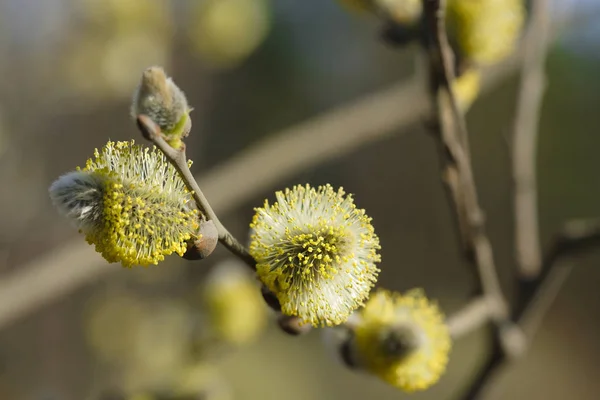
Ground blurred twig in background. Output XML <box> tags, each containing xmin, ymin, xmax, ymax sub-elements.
<box><xmin>422</xmin><ymin>3</ymin><xmax>521</xmax><ymax>399</ymax></box>
<box><xmin>423</xmin><ymin>0</ymin><xmax>509</xmax><ymax>327</ymax></box>
<box><xmin>457</xmin><ymin>1</ymin><xmax>553</xmax><ymax>398</ymax></box>
<box><xmin>457</xmin><ymin>0</ymin><xmax>553</xmax><ymax>397</ymax></box>
<box><xmin>512</xmin><ymin>0</ymin><xmax>551</xmax><ymax>280</ymax></box>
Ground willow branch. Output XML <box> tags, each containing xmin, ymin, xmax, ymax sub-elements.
<box><xmin>423</xmin><ymin>0</ymin><xmax>509</xmax><ymax>323</ymax></box>
<box><xmin>423</xmin><ymin>0</ymin><xmax>470</xmax><ymax>153</ymax></box>
<box><xmin>512</xmin><ymin>0</ymin><xmax>551</xmax><ymax>279</ymax></box>
<box><xmin>422</xmin><ymin>3</ymin><xmax>519</xmax><ymax>399</ymax></box>
<box><xmin>136</xmin><ymin>115</ymin><xmax>256</xmax><ymax>269</ymax></box>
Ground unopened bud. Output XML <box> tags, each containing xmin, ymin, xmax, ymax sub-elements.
<box><xmin>184</xmin><ymin>219</ymin><xmax>219</xmax><ymax>260</ymax></box>
<box><xmin>131</xmin><ymin>66</ymin><xmax>192</xmax><ymax>149</ymax></box>
<box><xmin>277</xmin><ymin>314</ymin><xmax>312</xmax><ymax>336</ymax></box>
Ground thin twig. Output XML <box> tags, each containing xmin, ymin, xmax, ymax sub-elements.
<box><xmin>455</xmin><ymin>340</ymin><xmax>503</xmax><ymax>400</ymax></box>
<box><xmin>516</xmin><ymin>220</ymin><xmax>600</xmax><ymax>338</ymax></box>
<box><xmin>453</xmin><ymin>219</ymin><xmax>600</xmax><ymax>400</ymax></box>
<box><xmin>136</xmin><ymin>115</ymin><xmax>311</xmax><ymax>334</ymax></box>
<box><xmin>518</xmin><ymin>261</ymin><xmax>571</xmax><ymax>340</ymax></box>
<box><xmin>423</xmin><ymin>0</ymin><xmax>509</xmax><ymax>323</ymax></box>
<box><xmin>422</xmin><ymin>2</ymin><xmax>522</xmax><ymax>399</ymax></box>
<box><xmin>512</xmin><ymin>0</ymin><xmax>551</xmax><ymax>279</ymax></box>
<box><xmin>136</xmin><ymin>115</ymin><xmax>256</xmax><ymax>269</ymax></box>
<box><xmin>447</xmin><ymin>296</ymin><xmax>503</xmax><ymax>339</ymax></box>
<box><xmin>433</xmin><ymin>0</ymin><xmax>552</xmax><ymax>396</ymax></box>
<box><xmin>423</xmin><ymin>0</ymin><xmax>470</xmax><ymax>152</ymax></box>
<box><xmin>515</xmin><ymin>219</ymin><xmax>600</xmax><ymax>319</ymax></box>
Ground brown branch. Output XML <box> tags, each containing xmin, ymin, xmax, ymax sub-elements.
<box><xmin>136</xmin><ymin>115</ymin><xmax>256</xmax><ymax>269</ymax></box>
<box><xmin>423</xmin><ymin>0</ymin><xmax>509</xmax><ymax>324</ymax></box>
<box><xmin>423</xmin><ymin>0</ymin><xmax>470</xmax><ymax>153</ymax></box>
<box><xmin>454</xmin><ymin>0</ymin><xmax>552</xmax><ymax>395</ymax></box>
<box><xmin>512</xmin><ymin>0</ymin><xmax>551</xmax><ymax>280</ymax></box>
<box><xmin>442</xmin><ymin>0</ymin><xmax>552</xmax><ymax>396</ymax></box>
<box><xmin>422</xmin><ymin>2</ymin><xmax>524</xmax><ymax>399</ymax></box>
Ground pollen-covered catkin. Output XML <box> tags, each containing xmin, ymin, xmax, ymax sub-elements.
<box><xmin>249</xmin><ymin>184</ymin><xmax>381</xmax><ymax>327</ymax></box>
<box><xmin>49</xmin><ymin>140</ymin><xmax>199</xmax><ymax>267</ymax></box>
<box><xmin>352</xmin><ymin>289</ymin><xmax>451</xmax><ymax>392</ymax></box>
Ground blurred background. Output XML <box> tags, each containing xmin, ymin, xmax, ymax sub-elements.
<box><xmin>0</xmin><ymin>0</ymin><xmax>599</xmax><ymax>399</ymax></box>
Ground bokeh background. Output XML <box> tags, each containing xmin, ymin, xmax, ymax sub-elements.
<box><xmin>0</xmin><ymin>0</ymin><xmax>599</xmax><ymax>399</ymax></box>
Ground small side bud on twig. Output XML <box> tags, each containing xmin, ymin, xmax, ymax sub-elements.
<box><xmin>132</xmin><ymin>66</ymin><xmax>192</xmax><ymax>149</ymax></box>
<box><xmin>277</xmin><ymin>315</ymin><xmax>312</xmax><ymax>336</ymax></box>
<box><xmin>184</xmin><ymin>220</ymin><xmax>219</xmax><ymax>260</ymax></box>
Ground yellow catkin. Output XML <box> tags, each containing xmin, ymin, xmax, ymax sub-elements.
<box><xmin>250</xmin><ymin>184</ymin><xmax>381</xmax><ymax>327</ymax></box>
<box><xmin>50</xmin><ymin>140</ymin><xmax>199</xmax><ymax>267</ymax></box>
<box><xmin>354</xmin><ymin>289</ymin><xmax>451</xmax><ymax>392</ymax></box>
